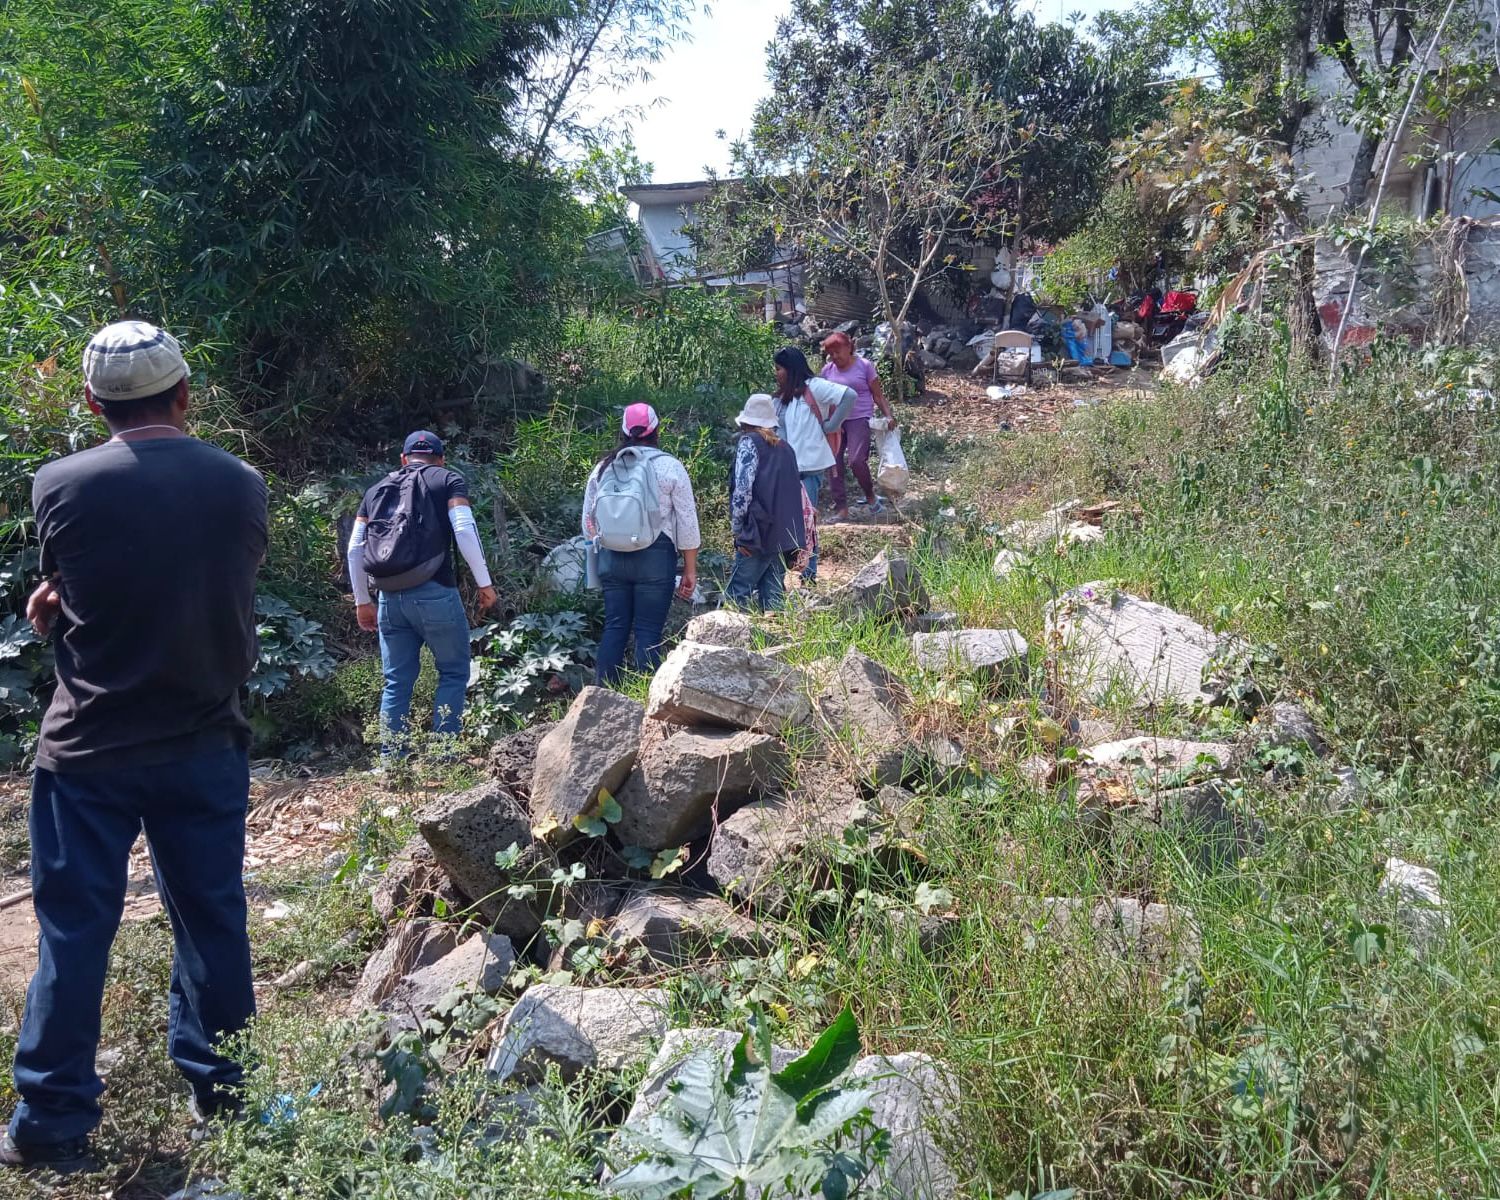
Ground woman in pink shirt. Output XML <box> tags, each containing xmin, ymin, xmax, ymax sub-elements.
<box><xmin>819</xmin><ymin>332</ymin><xmax>896</xmax><ymax>519</ymax></box>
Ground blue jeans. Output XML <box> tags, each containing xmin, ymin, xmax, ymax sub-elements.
<box><xmin>377</xmin><ymin>580</ymin><xmax>471</xmax><ymax>742</ymax></box>
<box><xmin>597</xmin><ymin>534</ymin><xmax>678</xmax><ymax>685</ymax></box>
<box><xmin>11</xmin><ymin>747</ymin><xmax>254</xmax><ymax>1144</ymax></box>
<box><xmin>799</xmin><ymin>473</ymin><xmax>820</xmax><ymax>581</ymax></box>
<box><xmin>726</xmin><ymin>548</ymin><xmax>787</xmax><ymax>611</ymax></box>
<box><xmin>1061</xmin><ymin>327</ymin><xmax>1092</xmax><ymax>365</ymax></box>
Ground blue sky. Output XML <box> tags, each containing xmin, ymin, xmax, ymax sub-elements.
<box><xmin>616</xmin><ymin>0</ymin><xmax>1130</xmax><ymax>183</ymax></box>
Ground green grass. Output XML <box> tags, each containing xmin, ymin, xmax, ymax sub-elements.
<box><xmin>4</xmin><ymin>335</ymin><xmax>1498</xmax><ymax>1198</ymax></box>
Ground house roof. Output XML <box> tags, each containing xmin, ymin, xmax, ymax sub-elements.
<box><xmin>621</xmin><ymin>180</ymin><xmax>721</xmax><ymax>205</ymax></box>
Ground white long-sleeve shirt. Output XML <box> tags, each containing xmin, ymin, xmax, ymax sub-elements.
<box><xmin>581</xmin><ymin>451</ymin><xmax>701</xmax><ymax>550</ymax></box>
<box><xmin>776</xmin><ymin>378</ymin><xmax>855</xmax><ymax>474</ymax></box>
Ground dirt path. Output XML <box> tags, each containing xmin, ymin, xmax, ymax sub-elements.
<box><xmin>789</xmin><ymin>364</ymin><xmax>1156</xmax><ymax>591</ymax></box>
<box><xmin>0</xmin><ymin>771</ymin><xmax>375</xmax><ymax>998</ymax></box>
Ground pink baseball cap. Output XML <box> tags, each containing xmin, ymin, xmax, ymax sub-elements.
<box><xmin>622</xmin><ymin>403</ymin><xmax>659</xmax><ymax>436</ymax></box>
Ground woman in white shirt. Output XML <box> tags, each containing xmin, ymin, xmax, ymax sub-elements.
<box><xmin>581</xmin><ymin>403</ymin><xmax>700</xmax><ymax>684</ymax></box>
<box><xmin>772</xmin><ymin>346</ymin><xmax>855</xmax><ymax>582</ymax></box>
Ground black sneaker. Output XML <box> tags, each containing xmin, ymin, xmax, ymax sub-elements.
<box><xmin>0</xmin><ymin>1132</ymin><xmax>92</xmax><ymax>1173</ymax></box>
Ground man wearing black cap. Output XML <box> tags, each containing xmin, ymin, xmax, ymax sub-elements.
<box><xmin>347</xmin><ymin>431</ymin><xmax>496</xmax><ymax>753</ymax></box>
<box><xmin>5</xmin><ymin>321</ymin><xmax>267</xmax><ymax>1171</ymax></box>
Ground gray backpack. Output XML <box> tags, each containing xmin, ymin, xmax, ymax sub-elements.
<box><xmin>594</xmin><ymin>447</ymin><xmax>665</xmax><ymax>551</ymax></box>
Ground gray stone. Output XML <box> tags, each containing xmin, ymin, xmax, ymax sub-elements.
<box><xmin>1254</xmin><ymin>701</ymin><xmax>1327</xmax><ymax>758</ymax></box>
<box><xmin>1073</xmin><ymin>718</ymin><xmax>1124</xmax><ymax>748</ymax></box>
<box><xmin>913</xmin><ymin>610</ymin><xmax>959</xmax><ymax>632</ymax></box>
<box><xmin>706</xmin><ymin>762</ymin><xmax>910</xmax><ymax>910</ymax></box>
<box><xmin>397</xmin><ymin>932</ymin><xmax>515</xmax><ymax>1018</ymax></box>
<box><xmin>486</xmin><ymin>985</ymin><xmax>668</xmax><ymax>1082</ymax></box>
<box><xmin>991</xmin><ymin>548</ymin><xmax>1030</xmax><ymax>578</ymax></box>
<box><xmin>647</xmin><ymin>642</ymin><xmax>811</xmax><ymax>734</ymax></box>
<box><xmin>609</xmin><ymin>889</ymin><xmax>765</xmax><ymax>966</ymax></box>
<box><xmin>946</xmin><ymin>344</ymin><xmax>981</xmax><ymax>372</ymax></box>
<box><xmin>706</xmin><ymin>800</ymin><xmax>803</xmax><ymax>910</ymax></box>
<box><xmin>1028</xmin><ymin>897</ymin><xmax>1202</xmax><ymax>967</ymax></box>
<box><xmin>624</xmin><ymin>1028</ymin><xmax>799</xmax><ymax>1127</ymax></box>
<box><xmin>1326</xmin><ymin>764</ymin><xmax>1366</xmax><ymax>812</ymax></box>
<box><xmin>1380</xmin><ymin>856</ymin><xmax>1447</xmax><ymax>954</ymax></box>
<box><xmin>371</xmin><ymin>834</ymin><xmax>457</xmax><ymax>923</ymax></box>
<box><xmin>1046</xmin><ymin>584</ymin><xmax>1228</xmax><ymax>708</ymax></box>
<box><xmin>816</xmin><ymin>647</ymin><xmax>910</xmax><ymax>787</ymax></box>
<box><xmin>825</xmin><ymin>551</ymin><xmax>929</xmax><ymax>620</ymax></box>
<box><xmin>614</xmin><ymin>727</ymin><xmax>785</xmax><ymax>851</ymax></box>
<box><xmin>1084</xmin><ymin>736</ymin><xmax>1237</xmax><ymax>779</ymax></box>
<box><xmin>166</xmin><ymin>1182</ymin><xmax>241</xmax><ymax>1200</ymax></box>
<box><xmin>912</xmin><ymin>629</ymin><xmax>1028</xmax><ymax>679</ymax></box>
<box><xmin>683</xmin><ymin>609</ymin><xmax>756</xmax><ymax>649</ymax></box>
<box><xmin>350</xmin><ymin>921</ymin><xmax>459</xmax><ymax>1014</ymax></box>
<box><xmin>887</xmin><ymin>908</ymin><xmax>963</xmax><ymax>953</ymax></box>
<box><xmin>530</xmin><ymin>687</ymin><xmax>643</xmax><ymax>836</ymax></box>
<box><xmin>487</xmin><ymin>722</ymin><xmax>556</xmax><ymax>800</ymax></box>
<box><xmin>417</xmin><ymin>783</ymin><xmax>541</xmax><ymax>937</ymax></box>
<box><xmin>849</xmin><ymin>1053</ymin><xmax>961</xmax><ymax>1199</ymax></box>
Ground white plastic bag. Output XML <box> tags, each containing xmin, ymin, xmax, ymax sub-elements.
<box><xmin>868</xmin><ymin>418</ymin><xmax>909</xmax><ymax>496</ymax></box>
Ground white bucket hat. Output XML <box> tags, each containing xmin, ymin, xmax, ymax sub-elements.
<box><xmin>735</xmin><ymin>393</ymin><xmax>779</xmax><ymax>429</ymax></box>
<box><xmin>82</xmin><ymin>321</ymin><xmax>190</xmax><ymax>402</ymax></box>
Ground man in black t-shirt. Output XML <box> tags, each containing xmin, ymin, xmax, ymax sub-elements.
<box><xmin>4</xmin><ymin>322</ymin><xmax>266</xmax><ymax>1172</ymax></box>
<box><xmin>346</xmin><ymin>431</ymin><xmax>496</xmax><ymax>754</ymax></box>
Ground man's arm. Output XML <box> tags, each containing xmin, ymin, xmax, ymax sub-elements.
<box><xmin>448</xmin><ymin>498</ymin><xmax>497</xmax><ymax>612</ymax></box>
<box><xmin>347</xmin><ymin>517</ymin><xmax>378</xmax><ymax>632</ymax></box>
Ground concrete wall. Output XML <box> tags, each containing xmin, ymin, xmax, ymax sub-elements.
<box><xmin>1297</xmin><ymin>54</ymin><xmax>1500</xmax><ymax>220</ymax></box>
<box><xmin>1313</xmin><ymin>219</ymin><xmax>1500</xmax><ymax>345</ymax></box>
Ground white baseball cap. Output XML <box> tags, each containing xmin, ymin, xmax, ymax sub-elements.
<box><xmin>82</xmin><ymin>321</ymin><xmax>191</xmax><ymax>402</ymax></box>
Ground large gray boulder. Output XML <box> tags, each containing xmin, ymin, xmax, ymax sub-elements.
<box><xmin>912</xmin><ymin>629</ymin><xmax>1029</xmax><ymax>679</ymax></box>
<box><xmin>396</xmin><ymin>932</ymin><xmax>514</xmax><ymax>1020</ymax></box>
<box><xmin>417</xmin><ymin>783</ymin><xmax>541</xmax><ymax>937</ymax></box>
<box><xmin>683</xmin><ymin>609</ymin><xmax>756</xmax><ymax>649</ymax></box>
<box><xmin>647</xmin><ymin>642</ymin><xmax>810</xmax><ymax>734</ymax></box>
<box><xmin>530</xmin><ymin>687</ymin><xmax>643</xmax><ymax>836</ymax></box>
<box><xmin>705</xmin><ymin>800</ymin><xmax>800</xmax><ymax>910</ymax></box>
<box><xmin>815</xmin><ymin>647</ymin><xmax>910</xmax><ymax>787</ymax></box>
<box><xmin>614</xmin><ymin>726</ymin><xmax>785</xmax><ymax>851</ymax></box>
<box><xmin>350</xmin><ymin>921</ymin><xmax>457</xmax><ymax>1014</ymax></box>
<box><xmin>620</xmin><ymin>1029</ymin><xmax>959</xmax><ymax>1200</ymax></box>
<box><xmin>486</xmin><ymin>985</ymin><xmax>668</xmax><ymax>1082</ymax></box>
<box><xmin>609</xmin><ymin>889</ymin><xmax>765</xmax><ymax>966</ymax></box>
<box><xmin>825</xmin><ymin>551</ymin><xmax>928</xmax><ymax>621</ymax></box>
<box><xmin>1046</xmin><ymin>583</ymin><xmax>1228</xmax><ymax>708</ymax></box>
<box><xmin>487</xmin><ymin>721</ymin><xmax>556</xmax><ymax>800</ymax></box>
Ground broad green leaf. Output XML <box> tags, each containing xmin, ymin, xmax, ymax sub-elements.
<box><xmin>773</xmin><ymin>1003</ymin><xmax>861</xmax><ymax>1104</ymax></box>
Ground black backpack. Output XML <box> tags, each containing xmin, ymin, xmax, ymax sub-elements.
<box><xmin>360</xmin><ymin>464</ymin><xmax>448</xmax><ymax>592</ymax></box>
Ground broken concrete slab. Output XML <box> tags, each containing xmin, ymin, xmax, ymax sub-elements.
<box><xmin>530</xmin><ymin>687</ymin><xmax>644</xmax><ymax>837</ymax></box>
<box><xmin>486</xmin><ymin>984</ymin><xmax>669</xmax><ymax>1083</ymax></box>
<box><xmin>683</xmin><ymin>609</ymin><xmax>756</xmax><ymax>649</ymax></box>
<box><xmin>911</xmin><ymin>629</ymin><xmax>1028</xmax><ymax>679</ymax></box>
<box><xmin>1026</xmin><ymin>897</ymin><xmax>1202</xmax><ymax>968</ymax></box>
<box><xmin>647</xmin><ymin>642</ymin><xmax>811</xmax><ymax>734</ymax></box>
<box><xmin>1047</xmin><ymin>583</ymin><xmax>1230</xmax><ymax>708</ymax></box>
<box><xmin>1380</xmin><ymin>856</ymin><xmax>1448</xmax><ymax>954</ymax></box>
<box><xmin>1084</xmin><ymin>736</ymin><xmax>1238</xmax><ymax>778</ymax></box>
<box><xmin>823</xmin><ymin>551</ymin><xmax>929</xmax><ymax>621</ymax></box>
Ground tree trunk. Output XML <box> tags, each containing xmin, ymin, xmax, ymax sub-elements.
<box><xmin>1277</xmin><ymin>0</ymin><xmax>1318</xmax><ymax>148</ymax></box>
<box><xmin>1343</xmin><ymin>130</ymin><xmax>1382</xmax><ymax>210</ymax></box>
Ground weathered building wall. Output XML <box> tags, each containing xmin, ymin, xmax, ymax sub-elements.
<box><xmin>1313</xmin><ymin>218</ymin><xmax>1500</xmax><ymax>347</ymax></box>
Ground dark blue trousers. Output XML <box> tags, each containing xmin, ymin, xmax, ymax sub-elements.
<box><xmin>9</xmin><ymin>746</ymin><xmax>255</xmax><ymax>1144</ymax></box>
<box><xmin>595</xmin><ymin>534</ymin><xmax>678</xmax><ymax>685</ymax></box>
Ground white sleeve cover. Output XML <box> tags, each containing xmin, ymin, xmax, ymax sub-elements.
<box><xmin>347</xmin><ymin>518</ymin><xmax>372</xmax><ymax>605</ymax></box>
<box><xmin>449</xmin><ymin>504</ymin><xmax>493</xmax><ymax>587</ymax></box>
